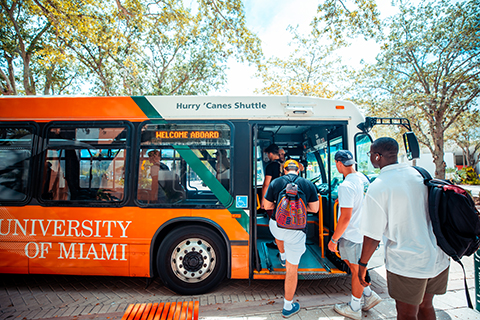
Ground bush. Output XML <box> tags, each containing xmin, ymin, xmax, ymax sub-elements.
<box><xmin>456</xmin><ymin>166</ymin><xmax>480</xmax><ymax>185</ymax></box>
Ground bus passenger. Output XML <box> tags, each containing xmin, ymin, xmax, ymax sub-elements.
<box><xmin>358</xmin><ymin>138</ymin><xmax>450</xmax><ymax>320</ymax></box>
<box><xmin>264</xmin><ymin>160</ymin><xmax>319</xmax><ymax>318</ymax></box>
<box><xmin>329</xmin><ymin>150</ymin><xmax>381</xmax><ymax>319</ymax></box>
<box><xmin>215</xmin><ymin>149</ymin><xmax>230</xmax><ymax>190</ymax></box>
<box><xmin>261</xmin><ymin>143</ymin><xmax>282</xmax><ymax>217</ymax></box>
<box><xmin>148</xmin><ymin>150</ymin><xmax>170</xmax><ymax>172</ymax></box>
<box><xmin>148</xmin><ymin>149</ymin><xmax>169</xmax><ymax>203</ymax></box>
<box><xmin>262</xmin><ymin>143</ymin><xmax>283</xmax><ymax>250</ymax></box>
<box><xmin>279</xmin><ymin>148</ymin><xmax>287</xmax><ymax>165</ymax></box>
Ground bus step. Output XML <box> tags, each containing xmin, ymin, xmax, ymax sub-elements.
<box><xmin>121</xmin><ymin>301</ymin><xmax>199</xmax><ymax>320</ymax></box>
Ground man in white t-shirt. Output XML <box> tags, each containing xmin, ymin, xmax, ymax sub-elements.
<box><xmin>329</xmin><ymin>150</ymin><xmax>381</xmax><ymax>320</ymax></box>
<box><xmin>358</xmin><ymin>137</ymin><xmax>450</xmax><ymax>319</ymax></box>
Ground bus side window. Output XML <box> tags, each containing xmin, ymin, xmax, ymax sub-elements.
<box><xmin>137</xmin><ymin>148</ymin><xmax>185</xmax><ymax>204</ymax></box>
<box><xmin>137</xmin><ymin>122</ymin><xmax>232</xmax><ymax>207</ymax></box>
<box><xmin>0</xmin><ymin>125</ymin><xmax>35</xmax><ymax>203</ymax></box>
<box><xmin>41</xmin><ymin>125</ymin><xmax>129</xmax><ymax>203</ymax></box>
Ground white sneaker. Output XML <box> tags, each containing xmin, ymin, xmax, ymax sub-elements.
<box><xmin>363</xmin><ymin>291</ymin><xmax>382</xmax><ymax>311</ymax></box>
<box><xmin>333</xmin><ymin>303</ymin><xmax>361</xmax><ymax>320</ymax></box>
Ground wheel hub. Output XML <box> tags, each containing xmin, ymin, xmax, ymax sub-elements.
<box><xmin>171</xmin><ymin>237</ymin><xmax>216</xmax><ymax>283</ymax></box>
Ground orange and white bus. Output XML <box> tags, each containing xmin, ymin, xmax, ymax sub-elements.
<box><xmin>0</xmin><ymin>95</ymin><xmax>392</xmax><ymax>294</ymax></box>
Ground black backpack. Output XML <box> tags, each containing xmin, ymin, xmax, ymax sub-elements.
<box><xmin>414</xmin><ymin>166</ymin><xmax>480</xmax><ymax>308</ymax></box>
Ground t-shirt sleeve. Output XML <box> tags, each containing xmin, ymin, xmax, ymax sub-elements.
<box><xmin>338</xmin><ymin>182</ymin><xmax>354</xmax><ymax>208</ymax></box>
<box><xmin>360</xmin><ymin>191</ymin><xmax>386</xmax><ymax>241</ymax></box>
<box><xmin>264</xmin><ymin>179</ymin><xmax>277</xmax><ymax>202</ymax></box>
<box><xmin>265</xmin><ymin>162</ymin><xmax>280</xmax><ymax>178</ymax></box>
<box><xmin>306</xmin><ymin>181</ymin><xmax>319</xmax><ymax>203</ymax></box>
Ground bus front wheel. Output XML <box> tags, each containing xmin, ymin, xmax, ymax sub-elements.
<box><xmin>157</xmin><ymin>225</ymin><xmax>227</xmax><ymax>295</ymax></box>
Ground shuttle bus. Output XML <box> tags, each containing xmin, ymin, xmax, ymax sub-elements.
<box><xmin>0</xmin><ymin>95</ymin><xmax>386</xmax><ymax>295</ymax></box>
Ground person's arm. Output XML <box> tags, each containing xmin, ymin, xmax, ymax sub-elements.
<box><xmin>264</xmin><ymin>198</ymin><xmax>275</xmax><ymax>210</ymax></box>
<box><xmin>358</xmin><ymin>236</ymin><xmax>380</xmax><ymax>286</ymax></box>
<box><xmin>150</xmin><ymin>164</ymin><xmax>159</xmax><ymax>202</ymax></box>
<box><xmin>306</xmin><ymin>200</ymin><xmax>319</xmax><ymax>213</ymax></box>
<box><xmin>328</xmin><ymin>207</ymin><xmax>352</xmax><ymax>252</ymax></box>
<box><xmin>261</xmin><ymin>175</ymin><xmax>272</xmax><ymax>209</ymax></box>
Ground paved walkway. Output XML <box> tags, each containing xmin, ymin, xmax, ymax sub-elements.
<box><xmin>461</xmin><ymin>184</ymin><xmax>480</xmax><ymax>197</ymax></box>
<box><xmin>1</xmin><ymin>255</ymin><xmax>479</xmax><ymax>320</ymax></box>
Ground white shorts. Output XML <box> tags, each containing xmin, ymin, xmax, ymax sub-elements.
<box><xmin>269</xmin><ymin>219</ymin><xmax>306</xmax><ymax>265</ymax></box>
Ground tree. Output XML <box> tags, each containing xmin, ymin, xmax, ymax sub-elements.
<box><xmin>255</xmin><ymin>29</ymin><xmax>338</xmax><ymax>97</ymax></box>
<box><xmin>350</xmin><ymin>0</ymin><xmax>480</xmax><ymax>178</ymax></box>
<box><xmin>1</xmin><ymin>0</ymin><xmax>262</xmax><ymax>96</ymax></box>
<box><xmin>312</xmin><ymin>0</ymin><xmax>382</xmax><ymax>44</ymax></box>
<box><xmin>446</xmin><ymin>109</ymin><xmax>480</xmax><ymax>169</ymax></box>
<box><xmin>1</xmin><ymin>0</ymin><xmax>57</xmax><ymax>95</ymax></box>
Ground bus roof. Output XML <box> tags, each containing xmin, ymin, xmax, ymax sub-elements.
<box><xmin>0</xmin><ymin>95</ymin><xmax>364</xmax><ymax>123</ymax></box>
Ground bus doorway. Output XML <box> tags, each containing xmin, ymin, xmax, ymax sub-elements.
<box><xmin>252</xmin><ymin>121</ymin><xmax>349</xmax><ymax>279</ymax></box>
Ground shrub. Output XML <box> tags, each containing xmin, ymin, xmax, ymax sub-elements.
<box><xmin>456</xmin><ymin>166</ymin><xmax>480</xmax><ymax>185</ymax></box>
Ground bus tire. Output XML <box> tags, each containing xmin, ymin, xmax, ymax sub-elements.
<box><xmin>157</xmin><ymin>225</ymin><xmax>227</xmax><ymax>295</ymax></box>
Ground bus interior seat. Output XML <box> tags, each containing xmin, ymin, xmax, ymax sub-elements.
<box><xmin>158</xmin><ymin>170</ymin><xmax>186</xmax><ymax>203</ymax></box>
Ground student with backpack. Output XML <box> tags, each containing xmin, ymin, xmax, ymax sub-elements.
<box><xmin>264</xmin><ymin>159</ymin><xmax>319</xmax><ymax>318</ymax></box>
<box><xmin>358</xmin><ymin>137</ymin><xmax>450</xmax><ymax>320</ymax></box>
<box><xmin>329</xmin><ymin>150</ymin><xmax>382</xmax><ymax>320</ymax></box>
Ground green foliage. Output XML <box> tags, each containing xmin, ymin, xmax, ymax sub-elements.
<box><xmin>347</xmin><ymin>0</ymin><xmax>480</xmax><ymax>179</ymax></box>
<box><xmin>1</xmin><ymin>0</ymin><xmax>262</xmax><ymax>96</ymax></box>
<box><xmin>312</xmin><ymin>0</ymin><xmax>382</xmax><ymax>45</ymax></box>
<box><xmin>445</xmin><ymin>109</ymin><xmax>480</xmax><ymax>169</ymax></box>
<box><xmin>456</xmin><ymin>167</ymin><xmax>480</xmax><ymax>185</ymax></box>
<box><xmin>255</xmin><ymin>29</ymin><xmax>338</xmax><ymax>97</ymax></box>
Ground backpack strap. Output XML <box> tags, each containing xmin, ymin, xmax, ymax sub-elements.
<box><xmin>413</xmin><ymin>166</ymin><xmax>432</xmax><ymax>184</ymax></box>
<box><xmin>284</xmin><ymin>174</ymin><xmax>299</xmax><ymax>184</ymax></box>
<box><xmin>458</xmin><ymin>259</ymin><xmax>474</xmax><ymax>309</ymax></box>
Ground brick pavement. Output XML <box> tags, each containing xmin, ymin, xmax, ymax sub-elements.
<box><xmin>0</xmin><ymin>255</ymin><xmax>477</xmax><ymax>320</ymax></box>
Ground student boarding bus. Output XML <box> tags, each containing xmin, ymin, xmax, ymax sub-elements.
<box><xmin>0</xmin><ymin>96</ymin><xmax>414</xmax><ymax>295</ymax></box>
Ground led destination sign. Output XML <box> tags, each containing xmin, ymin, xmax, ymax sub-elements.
<box><xmin>155</xmin><ymin>130</ymin><xmax>220</xmax><ymax>139</ymax></box>
<box><xmin>141</xmin><ymin>123</ymin><xmax>230</xmax><ymax>146</ymax></box>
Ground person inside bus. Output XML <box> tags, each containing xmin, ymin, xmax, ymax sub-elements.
<box><xmin>261</xmin><ymin>144</ymin><xmax>283</xmax><ymax>249</ymax></box>
<box><xmin>148</xmin><ymin>149</ymin><xmax>170</xmax><ymax>172</ymax></box>
<box><xmin>215</xmin><ymin>149</ymin><xmax>230</xmax><ymax>190</ymax></box>
<box><xmin>41</xmin><ymin>161</ymin><xmax>59</xmax><ymax>200</ymax></box>
<box><xmin>264</xmin><ymin>159</ymin><xmax>319</xmax><ymax>318</ymax></box>
<box><xmin>148</xmin><ymin>149</ymin><xmax>168</xmax><ymax>203</ymax></box>
<box><xmin>261</xmin><ymin>143</ymin><xmax>282</xmax><ymax>215</ymax></box>
<box><xmin>279</xmin><ymin>148</ymin><xmax>287</xmax><ymax>167</ymax></box>
<box><xmin>148</xmin><ymin>149</ymin><xmax>185</xmax><ymax>203</ymax></box>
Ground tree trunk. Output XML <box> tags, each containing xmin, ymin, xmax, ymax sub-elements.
<box><xmin>22</xmin><ymin>52</ymin><xmax>35</xmax><ymax>95</ymax></box>
<box><xmin>44</xmin><ymin>67</ymin><xmax>55</xmax><ymax>95</ymax></box>
<box><xmin>1</xmin><ymin>54</ymin><xmax>17</xmax><ymax>95</ymax></box>
<box><xmin>432</xmin><ymin>124</ymin><xmax>446</xmax><ymax>179</ymax></box>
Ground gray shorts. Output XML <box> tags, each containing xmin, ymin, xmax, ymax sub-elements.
<box><xmin>338</xmin><ymin>238</ymin><xmax>362</xmax><ymax>264</ymax></box>
<box><xmin>269</xmin><ymin>219</ymin><xmax>306</xmax><ymax>265</ymax></box>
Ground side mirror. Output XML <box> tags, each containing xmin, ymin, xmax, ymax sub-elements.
<box><xmin>403</xmin><ymin>132</ymin><xmax>420</xmax><ymax>160</ymax></box>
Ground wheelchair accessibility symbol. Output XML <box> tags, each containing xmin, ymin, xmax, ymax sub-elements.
<box><xmin>236</xmin><ymin>196</ymin><xmax>248</xmax><ymax>208</ymax></box>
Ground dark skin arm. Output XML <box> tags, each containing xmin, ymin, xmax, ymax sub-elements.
<box><xmin>358</xmin><ymin>235</ymin><xmax>380</xmax><ymax>287</ymax></box>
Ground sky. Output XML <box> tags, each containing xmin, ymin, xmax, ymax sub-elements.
<box><xmin>213</xmin><ymin>0</ymin><xmax>397</xmax><ymax>96</ymax></box>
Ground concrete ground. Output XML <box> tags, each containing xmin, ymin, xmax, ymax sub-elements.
<box><xmin>1</xmin><ymin>255</ymin><xmax>479</xmax><ymax>320</ymax></box>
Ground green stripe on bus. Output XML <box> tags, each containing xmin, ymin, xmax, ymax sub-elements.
<box><xmin>173</xmin><ymin>145</ymin><xmax>249</xmax><ymax>232</ymax></box>
<box><xmin>132</xmin><ymin>96</ymin><xmax>161</xmax><ymax>119</ymax></box>
<box><xmin>130</xmin><ymin>96</ymin><xmax>249</xmax><ymax>232</ymax></box>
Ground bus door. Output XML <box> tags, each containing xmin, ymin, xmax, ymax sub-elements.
<box><xmin>251</xmin><ymin>123</ymin><xmax>262</xmax><ymax>272</ymax></box>
<box><xmin>251</xmin><ymin>121</ymin><xmax>350</xmax><ymax>278</ymax></box>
